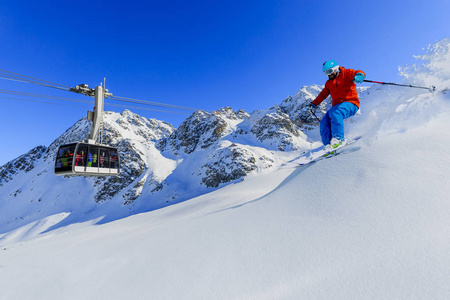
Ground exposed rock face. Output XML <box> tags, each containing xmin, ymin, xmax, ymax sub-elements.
<box><xmin>0</xmin><ymin>146</ymin><xmax>47</xmax><ymax>186</ymax></box>
<box><xmin>163</xmin><ymin>107</ymin><xmax>241</xmax><ymax>155</ymax></box>
<box><xmin>199</xmin><ymin>143</ymin><xmax>274</xmax><ymax>188</ymax></box>
<box><xmin>243</xmin><ymin>106</ymin><xmax>308</xmax><ymax>151</ymax></box>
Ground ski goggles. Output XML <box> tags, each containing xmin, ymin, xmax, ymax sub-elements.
<box><xmin>324</xmin><ymin>66</ymin><xmax>339</xmax><ymax>76</ymax></box>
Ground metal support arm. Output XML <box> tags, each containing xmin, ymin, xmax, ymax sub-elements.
<box><xmin>87</xmin><ymin>85</ymin><xmax>105</xmax><ymax>143</ymax></box>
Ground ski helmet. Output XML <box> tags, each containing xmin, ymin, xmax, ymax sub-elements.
<box><xmin>322</xmin><ymin>60</ymin><xmax>339</xmax><ymax>75</ymax></box>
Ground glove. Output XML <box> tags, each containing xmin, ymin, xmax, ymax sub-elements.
<box><xmin>308</xmin><ymin>102</ymin><xmax>318</xmax><ymax>111</ymax></box>
<box><xmin>353</xmin><ymin>73</ymin><xmax>365</xmax><ymax>84</ymax></box>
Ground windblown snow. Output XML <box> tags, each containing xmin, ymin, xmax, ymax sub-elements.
<box><xmin>1</xmin><ymin>38</ymin><xmax>450</xmax><ymax>300</ymax></box>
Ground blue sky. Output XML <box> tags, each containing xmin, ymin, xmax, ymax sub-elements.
<box><xmin>1</xmin><ymin>0</ymin><xmax>449</xmax><ymax>165</ymax></box>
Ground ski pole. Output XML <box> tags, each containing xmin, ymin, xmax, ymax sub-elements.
<box><xmin>310</xmin><ymin>109</ymin><xmax>321</xmax><ymax>123</ymax></box>
<box><xmin>363</xmin><ymin>80</ymin><xmax>435</xmax><ymax>92</ymax></box>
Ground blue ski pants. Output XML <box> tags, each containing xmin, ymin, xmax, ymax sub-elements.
<box><xmin>320</xmin><ymin>102</ymin><xmax>359</xmax><ymax>145</ymax></box>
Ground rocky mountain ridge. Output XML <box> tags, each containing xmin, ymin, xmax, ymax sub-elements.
<box><xmin>0</xmin><ymin>84</ymin><xmax>369</xmax><ymax>233</ymax></box>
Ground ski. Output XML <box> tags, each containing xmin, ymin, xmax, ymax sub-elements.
<box><xmin>296</xmin><ymin>142</ymin><xmax>360</xmax><ymax>167</ymax></box>
<box><xmin>282</xmin><ymin>137</ymin><xmax>362</xmax><ymax>169</ymax></box>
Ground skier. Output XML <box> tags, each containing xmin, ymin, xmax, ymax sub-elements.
<box><xmin>308</xmin><ymin>60</ymin><xmax>365</xmax><ymax>151</ymax></box>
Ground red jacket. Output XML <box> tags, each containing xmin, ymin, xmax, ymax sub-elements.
<box><xmin>312</xmin><ymin>66</ymin><xmax>365</xmax><ymax>108</ymax></box>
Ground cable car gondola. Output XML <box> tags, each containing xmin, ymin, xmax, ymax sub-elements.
<box><xmin>55</xmin><ymin>142</ymin><xmax>120</xmax><ymax>176</ymax></box>
<box><xmin>54</xmin><ymin>83</ymin><xmax>121</xmax><ymax>177</ymax></box>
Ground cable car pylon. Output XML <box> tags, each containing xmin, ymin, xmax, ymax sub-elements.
<box><xmin>70</xmin><ymin>81</ymin><xmax>112</xmax><ymax>144</ymax></box>
<box><xmin>54</xmin><ymin>80</ymin><xmax>121</xmax><ymax>177</ymax></box>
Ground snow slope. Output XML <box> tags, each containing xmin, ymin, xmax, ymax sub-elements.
<box><xmin>1</xmin><ymin>38</ymin><xmax>450</xmax><ymax>299</ymax></box>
